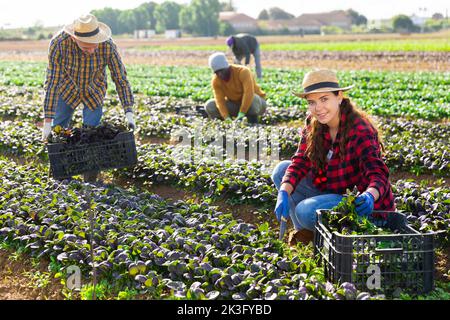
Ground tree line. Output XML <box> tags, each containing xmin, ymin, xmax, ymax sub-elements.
<box><xmin>91</xmin><ymin>1</ymin><xmax>449</xmax><ymax>36</ymax></box>
<box><xmin>92</xmin><ymin>1</ymin><xmax>373</xmax><ymax>36</ymax></box>
<box><xmin>92</xmin><ymin>0</ymin><xmax>226</xmax><ymax>36</ymax></box>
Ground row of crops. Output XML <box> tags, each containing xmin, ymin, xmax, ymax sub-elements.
<box><xmin>1</xmin><ymin>95</ymin><xmax>449</xmax><ymax>177</ymax></box>
<box><xmin>1</xmin><ymin>145</ymin><xmax>449</xmax><ymax>299</ymax></box>
<box><xmin>0</xmin><ymin>62</ymin><xmax>449</xmax><ymax>119</ymax></box>
<box><xmin>0</xmin><ymin>157</ymin><xmax>378</xmax><ymax>300</ymax></box>
<box><xmin>0</xmin><ymin>62</ymin><xmax>449</xmax><ymax>300</ymax></box>
<box><xmin>1</xmin><ymin>116</ymin><xmax>449</xmax><ymax>244</ymax></box>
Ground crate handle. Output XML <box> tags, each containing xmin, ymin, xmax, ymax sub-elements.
<box><xmin>374</xmin><ymin>247</ymin><xmax>403</xmax><ymax>254</ymax></box>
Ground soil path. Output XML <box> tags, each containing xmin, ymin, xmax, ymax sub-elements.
<box><xmin>0</xmin><ymin>250</ymin><xmax>64</xmax><ymax>300</ymax></box>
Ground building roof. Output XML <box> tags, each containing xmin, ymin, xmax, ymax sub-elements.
<box><xmin>257</xmin><ymin>10</ymin><xmax>352</xmax><ymax>30</ymax></box>
<box><xmin>292</xmin><ymin>16</ymin><xmax>323</xmax><ymax>27</ymax></box>
<box><xmin>219</xmin><ymin>12</ymin><xmax>257</xmax><ymax>24</ymax></box>
<box><xmin>297</xmin><ymin>10</ymin><xmax>351</xmax><ymax>25</ymax></box>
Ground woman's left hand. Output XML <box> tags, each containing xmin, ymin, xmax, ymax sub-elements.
<box><xmin>355</xmin><ymin>192</ymin><xmax>375</xmax><ymax>217</ymax></box>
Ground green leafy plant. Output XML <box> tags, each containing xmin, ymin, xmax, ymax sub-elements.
<box><xmin>23</xmin><ymin>270</ymin><xmax>51</xmax><ymax>289</ymax></box>
<box><xmin>80</xmin><ymin>280</ymin><xmax>109</xmax><ymax>300</ymax></box>
<box><xmin>324</xmin><ymin>187</ymin><xmax>389</xmax><ymax>235</ymax></box>
<box><xmin>117</xmin><ymin>288</ymin><xmax>139</xmax><ymax>300</ymax></box>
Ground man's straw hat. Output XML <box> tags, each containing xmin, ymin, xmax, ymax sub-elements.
<box><xmin>63</xmin><ymin>14</ymin><xmax>111</xmax><ymax>44</ymax></box>
<box><xmin>294</xmin><ymin>69</ymin><xmax>354</xmax><ymax>98</ymax></box>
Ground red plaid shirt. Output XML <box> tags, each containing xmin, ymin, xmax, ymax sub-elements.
<box><xmin>282</xmin><ymin>113</ymin><xmax>395</xmax><ymax>211</ymax></box>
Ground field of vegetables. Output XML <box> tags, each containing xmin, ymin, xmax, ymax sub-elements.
<box><xmin>0</xmin><ymin>56</ymin><xmax>449</xmax><ymax>301</ymax></box>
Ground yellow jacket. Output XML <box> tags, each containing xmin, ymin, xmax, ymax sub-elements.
<box><xmin>211</xmin><ymin>65</ymin><xmax>266</xmax><ymax>119</ymax></box>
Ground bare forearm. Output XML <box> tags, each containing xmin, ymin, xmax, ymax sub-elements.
<box><xmin>280</xmin><ymin>182</ymin><xmax>294</xmax><ymax>195</ymax></box>
<box><xmin>366</xmin><ymin>187</ymin><xmax>380</xmax><ymax>202</ymax></box>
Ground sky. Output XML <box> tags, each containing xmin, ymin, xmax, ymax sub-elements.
<box><xmin>0</xmin><ymin>0</ymin><xmax>448</xmax><ymax>28</ymax></box>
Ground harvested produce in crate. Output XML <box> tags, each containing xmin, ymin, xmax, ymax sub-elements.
<box><xmin>48</xmin><ymin>123</ymin><xmax>128</xmax><ymax>145</ymax></box>
<box><xmin>325</xmin><ymin>187</ymin><xmax>393</xmax><ymax>236</ymax></box>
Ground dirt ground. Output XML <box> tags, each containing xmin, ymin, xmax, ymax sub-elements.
<box><xmin>1</xmin><ymin>31</ymin><xmax>448</xmax><ymax>50</ymax></box>
<box><xmin>390</xmin><ymin>171</ymin><xmax>449</xmax><ymax>187</ymax></box>
<box><xmin>122</xmin><ymin>54</ymin><xmax>449</xmax><ymax>72</ymax></box>
<box><xmin>0</xmin><ymin>51</ymin><xmax>447</xmax><ymax>72</ymax></box>
<box><xmin>436</xmin><ymin>247</ymin><xmax>450</xmax><ymax>282</ymax></box>
<box><xmin>0</xmin><ymin>249</ymin><xmax>64</xmax><ymax>300</ymax></box>
<box><xmin>150</xmin><ymin>184</ymin><xmax>267</xmax><ymax>226</ymax></box>
<box><xmin>0</xmin><ymin>34</ymin><xmax>449</xmax><ymax>72</ymax></box>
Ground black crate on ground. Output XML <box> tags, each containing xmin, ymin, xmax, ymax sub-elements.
<box><xmin>175</xmin><ymin>105</ymin><xmax>208</xmax><ymax>118</ymax></box>
<box><xmin>314</xmin><ymin>210</ymin><xmax>435</xmax><ymax>295</ymax></box>
<box><xmin>47</xmin><ymin>131</ymin><xmax>137</xmax><ymax>179</ymax></box>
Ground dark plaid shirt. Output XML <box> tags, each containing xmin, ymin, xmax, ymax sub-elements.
<box><xmin>282</xmin><ymin>113</ymin><xmax>395</xmax><ymax>211</ymax></box>
<box><xmin>43</xmin><ymin>31</ymin><xmax>134</xmax><ymax>119</ymax></box>
<box><xmin>231</xmin><ymin>34</ymin><xmax>259</xmax><ymax>65</ymax></box>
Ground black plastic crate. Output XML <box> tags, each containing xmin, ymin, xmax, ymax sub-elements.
<box><xmin>175</xmin><ymin>105</ymin><xmax>208</xmax><ymax>118</ymax></box>
<box><xmin>314</xmin><ymin>210</ymin><xmax>435</xmax><ymax>295</ymax></box>
<box><xmin>47</xmin><ymin>131</ymin><xmax>137</xmax><ymax>179</ymax></box>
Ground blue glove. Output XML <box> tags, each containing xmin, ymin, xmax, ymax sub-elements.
<box><xmin>274</xmin><ymin>190</ymin><xmax>290</xmax><ymax>221</ymax></box>
<box><xmin>355</xmin><ymin>192</ymin><xmax>375</xmax><ymax>217</ymax></box>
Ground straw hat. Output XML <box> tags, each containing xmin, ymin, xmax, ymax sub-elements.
<box><xmin>63</xmin><ymin>14</ymin><xmax>111</xmax><ymax>44</ymax></box>
<box><xmin>294</xmin><ymin>69</ymin><xmax>354</xmax><ymax>98</ymax></box>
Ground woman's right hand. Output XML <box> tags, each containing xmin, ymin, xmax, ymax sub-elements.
<box><xmin>274</xmin><ymin>190</ymin><xmax>290</xmax><ymax>222</ymax></box>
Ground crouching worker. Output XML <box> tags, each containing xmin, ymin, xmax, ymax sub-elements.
<box><xmin>205</xmin><ymin>52</ymin><xmax>267</xmax><ymax>124</ymax></box>
<box><xmin>271</xmin><ymin>69</ymin><xmax>395</xmax><ymax>246</ymax></box>
<box><xmin>41</xmin><ymin>14</ymin><xmax>136</xmax><ymax>183</ymax></box>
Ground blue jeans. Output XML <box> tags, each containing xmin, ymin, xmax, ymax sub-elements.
<box><xmin>53</xmin><ymin>96</ymin><xmax>102</xmax><ymax>128</ymax></box>
<box><xmin>253</xmin><ymin>45</ymin><xmax>262</xmax><ymax>79</ymax></box>
<box><xmin>234</xmin><ymin>45</ymin><xmax>262</xmax><ymax>79</ymax></box>
<box><xmin>271</xmin><ymin>160</ymin><xmax>343</xmax><ymax>231</ymax></box>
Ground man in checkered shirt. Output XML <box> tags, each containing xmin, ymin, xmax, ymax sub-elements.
<box><xmin>41</xmin><ymin>14</ymin><xmax>136</xmax><ymax>182</ymax></box>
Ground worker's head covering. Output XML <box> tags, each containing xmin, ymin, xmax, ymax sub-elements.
<box><xmin>63</xmin><ymin>14</ymin><xmax>111</xmax><ymax>44</ymax></box>
<box><xmin>294</xmin><ymin>69</ymin><xmax>354</xmax><ymax>98</ymax></box>
<box><xmin>208</xmin><ymin>52</ymin><xmax>230</xmax><ymax>72</ymax></box>
<box><xmin>226</xmin><ymin>36</ymin><xmax>234</xmax><ymax>47</ymax></box>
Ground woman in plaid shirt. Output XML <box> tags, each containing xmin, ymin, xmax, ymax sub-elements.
<box><xmin>271</xmin><ymin>69</ymin><xmax>395</xmax><ymax>246</ymax></box>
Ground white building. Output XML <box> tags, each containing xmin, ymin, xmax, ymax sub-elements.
<box><xmin>165</xmin><ymin>29</ymin><xmax>181</xmax><ymax>39</ymax></box>
<box><xmin>134</xmin><ymin>29</ymin><xmax>156</xmax><ymax>39</ymax></box>
<box><xmin>410</xmin><ymin>14</ymin><xmax>427</xmax><ymax>27</ymax></box>
<box><xmin>367</xmin><ymin>19</ymin><xmax>393</xmax><ymax>30</ymax></box>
